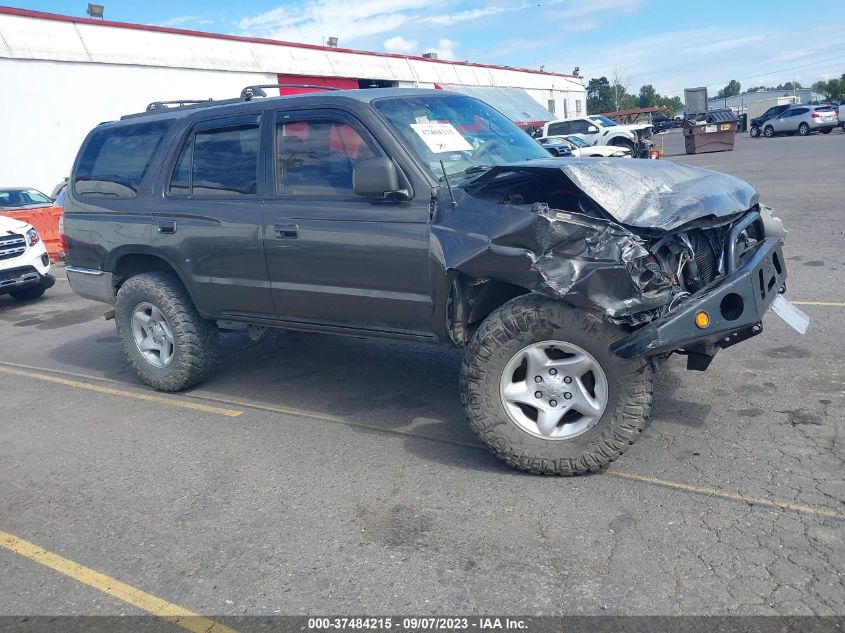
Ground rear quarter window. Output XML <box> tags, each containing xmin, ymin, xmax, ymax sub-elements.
<box><xmin>74</xmin><ymin>121</ymin><xmax>171</xmax><ymax>199</ymax></box>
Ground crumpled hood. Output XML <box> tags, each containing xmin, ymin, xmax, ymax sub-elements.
<box><xmin>556</xmin><ymin>159</ymin><xmax>758</xmax><ymax>231</ymax></box>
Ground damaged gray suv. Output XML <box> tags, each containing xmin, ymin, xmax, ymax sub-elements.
<box><xmin>64</xmin><ymin>88</ymin><xmax>803</xmax><ymax>475</ymax></box>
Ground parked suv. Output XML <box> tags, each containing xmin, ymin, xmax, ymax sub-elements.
<box><xmin>541</xmin><ymin>115</ymin><xmax>653</xmax><ymax>155</ymax></box>
<box><xmin>64</xmin><ymin>88</ymin><xmax>801</xmax><ymax>475</ymax></box>
<box><xmin>749</xmin><ymin>104</ymin><xmax>793</xmax><ymax>138</ymax></box>
<box><xmin>0</xmin><ymin>215</ymin><xmax>54</xmax><ymax>301</ymax></box>
<box><xmin>762</xmin><ymin>105</ymin><xmax>838</xmax><ymax>137</ymax></box>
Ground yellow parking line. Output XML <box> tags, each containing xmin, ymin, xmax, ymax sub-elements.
<box><xmin>608</xmin><ymin>470</ymin><xmax>845</xmax><ymax>521</ymax></box>
<box><xmin>791</xmin><ymin>300</ymin><xmax>845</xmax><ymax>307</ymax></box>
<box><xmin>0</xmin><ymin>360</ymin><xmax>121</xmax><ymax>383</ymax></box>
<box><xmin>3</xmin><ymin>361</ymin><xmax>841</xmax><ymax>520</ymax></box>
<box><xmin>0</xmin><ymin>530</ymin><xmax>236</xmax><ymax>633</ymax></box>
<box><xmin>0</xmin><ymin>366</ymin><xmax>242</xmax><ymax>418</ymax></box>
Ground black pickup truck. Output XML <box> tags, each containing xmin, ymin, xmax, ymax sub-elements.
<box><xmin>64</xmin><ymin>87</ymin><xmax>799</xmax><ymax>475</ymax></box>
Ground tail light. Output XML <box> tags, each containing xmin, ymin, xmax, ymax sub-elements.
<box><xmin>811</xmin><ymin>113</ymin><xmax>821</xmax><ymax>119</ymax></box>
<box><xmin>59</xmin><ymin>213</ymin><xmax>69</xmax><ymax>256</ymax></box>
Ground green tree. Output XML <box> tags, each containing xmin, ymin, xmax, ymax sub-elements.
<box><xmin>586</xmin><ymin>76</ymin><xmax>614</xmax><ymax>113</ymax></box>
<box><xmin>716</xmin><ymin>79</ymin><xmax>741</xmax><ymax>99</ymax></box>
<box><xmin>638</xmin><ymin>84</ymin><xmax>658</xmax><ymax>108</ymax></box>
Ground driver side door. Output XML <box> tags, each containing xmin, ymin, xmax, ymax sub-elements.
<box><xmin>260</xmin><ymin>108</ymin><xmax>433</xmax><ymax>336</ymax></box>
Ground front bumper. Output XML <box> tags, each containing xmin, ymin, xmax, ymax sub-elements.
<box><xmin>610</xmin><ymin>237</ymin><xmax>786</xmax><ymax>364</ymax></box>
<box><xmin>0</xmin><ymin>266</ymin><xmax>55</xmax><ymax>293</ymax></box>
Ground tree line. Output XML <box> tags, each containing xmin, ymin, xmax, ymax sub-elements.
<box><xmin>715</xmin><ymin>73</ymin><xmax>845</xmax><ymax>100</ymax></box>
<box><xmin>586</xmin><ymin>75</ymin><xmax>683</xmax><ymax>116</ymax></box>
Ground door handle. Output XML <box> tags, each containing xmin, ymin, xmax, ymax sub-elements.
<box><xmin>157</xmin><ymin>221</ymin><xmax>176</xmax><ymax>234</ymax></box>
<box><xmin>273</xmin><ymin>224</ymin><xmax>299</xmax><ymax>239</ymax></box>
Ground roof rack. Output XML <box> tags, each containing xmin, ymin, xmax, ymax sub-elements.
<box><xmin>240</xmin><ymin>84</ymin><xmax>340</xmax><ymax>100</ymax></box>
<box><xmin>126</xmin><ymin>84</ymin><xmax>343</xmax><ymax>119</ymax></box>
<box><xmin>145</xmin><ymin>99</ymin><xmax>214</xmax><ymax>112</ymax></box>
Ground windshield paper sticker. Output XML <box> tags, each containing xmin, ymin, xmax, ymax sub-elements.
<box><xmin>410</xmin><ymin>123</ymin><xmax>473</xmax><ymax>153</ymax></box>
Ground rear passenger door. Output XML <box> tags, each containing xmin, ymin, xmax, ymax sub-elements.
<box><xmin>260</xmin><ymin>108</ymin><xmax>432</xmax><ymax>334</ymax></box>
<box><xmin>153</xmin><ymin>114</ymin><xmax>275</xmax><ymax>318</ymax></box>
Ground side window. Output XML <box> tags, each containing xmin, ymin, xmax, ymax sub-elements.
<box><xmin>75</xmin><ymin>121</ymin><xmax>171</xmax><ymax>199</ymax></box>
<box><xmin>547</xmin><ymin>122</ymin><xmax>571</xmax><ymax>136</ymax></box>
<box><xmin>571</xmin><ymin>120</ymin><xmax>592</xmax><ymax>134</ymax></box>
<box><xmin>276</xmin><ymin>117</ymin><xmax>376</xmax><ymax>195</ymax></box>
<box><xmin>790</xmin><ymin>108</ymin><xmax>808</xmax><ymax>117</ymax></box>
<box><xmin>168</xmin><ymin>122</ymin><xmax>259</xmax><ymax>197</ymax></box>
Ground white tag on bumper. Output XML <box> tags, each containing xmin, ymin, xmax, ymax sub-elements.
<box><xmin>770</xmin><ymin>295</ymin><xmax>810</xmax><ymax>335</ymax></box>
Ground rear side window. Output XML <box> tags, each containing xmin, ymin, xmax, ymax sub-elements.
<box><xmin>74</xmin><ymin>121</ymin><xmax>170</xmax><ymax>199</ymax></box>
<box><xmin>547</xmin><ymin>122</ymin><xmax>571</xmax><ymax>135</ymax></box>
<box><xmin>169</xmin><ymin>123</ymin><xmax>260</xmax><ymax>197</ymax></box>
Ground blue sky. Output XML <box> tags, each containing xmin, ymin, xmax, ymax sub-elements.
<box><xmin>19</xmin><ymin>0</ymin><xmax>845</xmax><ymax>96</ymax></box>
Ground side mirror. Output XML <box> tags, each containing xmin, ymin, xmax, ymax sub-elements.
<box><xmin>353</xmin><ymin>157</ymin><xmax>404</xmax><ymax>198</ymax></box>
<box><xmin>587</xmin><ymin>125</ymin><xmax>599</xmax><ymax>133</ymax></box>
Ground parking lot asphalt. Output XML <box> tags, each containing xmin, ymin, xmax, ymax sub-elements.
<box><xmin>1</xmin><ymin>128</ymin><xmax>843</xmax><ymax>621</ymax></box>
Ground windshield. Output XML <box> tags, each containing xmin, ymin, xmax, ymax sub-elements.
<box><xmin>373</xmin><ymin>94</ymin><xmax>550</xmax><ymax>180</ymax></box>
<box><xmin>589</xmin><ymin>115</ymin><xmax>617</xmax><ymax>127</ymax></box>
<box><xmin>564</xmin><ymin>135</ymin><xmax>591</xmax><ymax>148</ymax></box>
<box><xmin>0</xmin><ymin>188</ymin><xmax>52</xmax><ymax>207</ymax></box>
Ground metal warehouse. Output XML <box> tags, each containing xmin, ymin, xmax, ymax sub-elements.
<box><xmin>0</xmin><ymin>7</ymin><xmax>585</xmax><ymax>193</ymax></box>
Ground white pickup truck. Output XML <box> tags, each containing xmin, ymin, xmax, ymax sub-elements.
<box><xmin>0</xmin><ymin>215</ymin><xmax>54</xmax><ymax>301</ymax></box>
<box><xmin>541</xmin><ymin>115</ymin><xmax>654</xmax><ymax>155</ymax></box>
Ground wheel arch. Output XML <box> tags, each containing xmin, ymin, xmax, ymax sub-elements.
<box><xmin>442</xmin><ymin>272</ymin><xmax>531</xmax><ymax>345</ymax></box>
<box><xmin>109</xmin><ymin>250</ymin><xmax>203</xmax><ymax>316</ymax></box>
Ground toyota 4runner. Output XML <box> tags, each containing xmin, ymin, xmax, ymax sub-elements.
<box><xmin>64</xmin><ymin>87</ymin><xmax>805</xmax><ymax>475</ymax></box>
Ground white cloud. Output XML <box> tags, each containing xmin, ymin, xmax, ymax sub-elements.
<box><xmin>425</xmin><ymin>38</ymin><xmax>458</xmax><ymax>60</ymax></box>
<box><xmin>421</xmin><ymin>6</ymin><xmax>515</xmax><ymax>26</ymax></box>
<box><xmin>237</xmin><ymin>0</ymin><xmax>433</xmax><ymax>45</ymax></box>
<box><xmin>158</xmin><ymin>15</ymin><xmax>215</xmax><ymax>28</ymax></box>
<box><xmin>555</xmin><ymin>22</ymin><xmax>845</xmax><ymax>96</ymax></box>
<box><xmin>549</xmin><ymin>0</ymin><xmax>645</xmax><ymax>19</ymax></box>
<box><xmin>384</xmin><ymin>35</ymin><xmax>418</xmax><ymax>53</ymax></box>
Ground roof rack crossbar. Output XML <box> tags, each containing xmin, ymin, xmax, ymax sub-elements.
<box><xmin>241</xmin><ymin>84</ymin><xmax>340</xmax><ymax>100</ymax></box>
<box><xmin>146</xmin><ymin>99</ymin><xmax>214</xmax><ymax>112</ymax></box>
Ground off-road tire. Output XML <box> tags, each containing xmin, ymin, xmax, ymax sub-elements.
<box><xmin>10</xmin><ymin>285</ymin><xmax>46</xmax><ymax>301</ymax></box>
<box><xmin>115</xmin><ymin>272</ymin><xmax>218</xmax><ymax>392</ymax></box>
<box><xmin>460</xmin><ymin>294</ymin><xmax>653</xmax><ymax>476</ymax></box>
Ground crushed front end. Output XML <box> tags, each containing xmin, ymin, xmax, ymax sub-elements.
<box><xmin>440</xmin><ymin>158</ymin><xmax>799</xmax><ymax>370</ymax></box>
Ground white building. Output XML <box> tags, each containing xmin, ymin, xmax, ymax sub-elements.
<box><xmin>0</xmin><ymin>7</ymin><xmax>585</xmax><ymax>193</ymax></box>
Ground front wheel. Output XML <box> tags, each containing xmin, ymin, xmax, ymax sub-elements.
<box><xmin>763</xmin><ymin>126</ymin><xmax>775</xmax><ymax>138</ymax></box>
<box><xmin>750</xmin><ymin>125</ymin><xmax>760</xmax><ymax>138</ymax></box>
<box><xmin>798</xmin><ymin>123</ymin><xmax>810</xmax><ymax>136</ymax></box>
<box><xmin>460</xmin><ymin>295</ymin><xmax>653</xmax><ymax>475</ymax></box>
<box><xmin>115</xmin><ymin>272</ymin><xmax>219</xmax><ymax>391</ymax></box>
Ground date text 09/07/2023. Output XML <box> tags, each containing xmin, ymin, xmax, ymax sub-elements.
<box><xmin>307</xmin><ymin>617</ymin><xmax>528</xmax><ymax>630</ymax></box>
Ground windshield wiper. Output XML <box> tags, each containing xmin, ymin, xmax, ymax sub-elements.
<box><xmin>464</xmin><ymin>165</ymin><xmax>491</xmax><ymax>175</ymax></box>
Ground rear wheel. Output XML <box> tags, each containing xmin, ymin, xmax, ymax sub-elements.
<box><xmin>798</xmin><ymin>122</ymin><xmax>810</xmax><ymax>136</ymax></box>
<box><xmin>763</xmin><ymin>125</ymin><xmax>775</xmax><ymax>138</ymax></box>
<box><xmin>115</xmin><ymin>272</ymin><xmax>218</xmax><ymax>391</ymax></box>
<box><xmin>749</xmin><ymin>125</ymin><xmax>760</xmax><ymax>138</ymax></box>
<box><xmin>10</xmin><ymin>285</ymin><xmax>46</xmax><ymax>301</ymax></box>
<box><xmin>821</xmin><ymin>127</ymin><xmax>832</xmax><ymax>134</ymax></box>
<box><xmin>460</xmin><ymin>295</ymin><xmax>653</xmax><ymax>475</ymax></box>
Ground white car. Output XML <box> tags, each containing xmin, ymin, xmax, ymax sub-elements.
<box><xmin>0</xmin><ymin>214</ymin><xmax>54</xmax><ymax>301</ymax></box>
<box><xmin>538</xmin><ymin>135</ymin><xmax>632</xmax><ymax>157</ymax></box>
<box><xmin>541</xmin><ymin>115</ymin><xmax>653</xmax><ymax>154</ymax></box>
